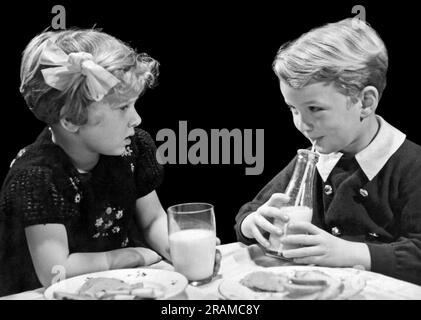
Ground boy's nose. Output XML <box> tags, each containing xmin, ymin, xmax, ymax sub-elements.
<box><xmin>295</xmin><ymin>114</ymin><xmax>313</xmax><ymax>132</ymax></box>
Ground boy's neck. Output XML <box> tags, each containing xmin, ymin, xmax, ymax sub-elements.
<box><xmin>342</xmin><ymin>116</ymin><xmax>380</xmax><ymax>157</ymax></box>
<box><xmin>50</xmin><ymin>127</ymin><xmax>100</xmax><ymax>172</ymax></box>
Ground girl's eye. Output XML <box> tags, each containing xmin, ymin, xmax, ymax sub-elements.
<box><xmin>309</xmin><ymin>106</ymin><xmax>322</xmax><ymax>112</ymax></box>
<box><xmin>120</xmin><ymin>105</ymin><xmax>130</xmax><ymax>111</ymax></box>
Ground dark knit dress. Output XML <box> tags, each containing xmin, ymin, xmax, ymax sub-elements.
<box><xmin>0</xmin><ymin>127</ymin><xmax>164</xmax><ymax>296</ymax></box>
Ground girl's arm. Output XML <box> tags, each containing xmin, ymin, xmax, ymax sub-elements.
<box><xmin>25</xmin><ymin>224</ymin><xmax>161</xmax><ymax>288</ymax></box>
<box><xmin>134</xmin><ymin>190</ymin><xmax>170</xmax><ymax>260</ymax></box>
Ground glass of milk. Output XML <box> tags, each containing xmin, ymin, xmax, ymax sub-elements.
<box><xmin>268</xmin><ymin>206</ymin><xmax>313</xmax><ymax>253</ymax></box>
<box><xmin>167</xmin><ymin>203</ymin><xmax>216</xmax><ymax>286</ymax></box>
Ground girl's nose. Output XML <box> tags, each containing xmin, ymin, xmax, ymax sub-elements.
<box><xmin>129</xmin><ymin>108</ymin><xmax>142</xmax><ymax>128</ymax></box>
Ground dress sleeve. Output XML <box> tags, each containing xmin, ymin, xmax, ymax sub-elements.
<box><xmin>3</xmin><ymin>167</ymin><xmax>73</xmax><ymax>226</ymax></box>
<box><xmin>132</xmin><ymin>129</ymin><xmax>165</xmax><ymax>199</ymax></box>
<box><xmin>367</xmin><ymin>159</ymin><xmax>421</xmax><ymax>285</ymax></box>
<box><xmin>234</xmin><ymin>156</ymin><xmax>297</xmax><ymax>244</ymax></box>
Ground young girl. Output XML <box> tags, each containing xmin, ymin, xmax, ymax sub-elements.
<box><xmin>0</xmin><ymin>29</ymin><xmax>170</xmax><ymax>296</ymax></box>
<box><xmin>235</xmin><ymin>18</ymin><xmax>421</xmax><ymax>285</ymax></box>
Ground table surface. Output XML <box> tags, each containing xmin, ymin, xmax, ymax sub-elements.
<box><xmin>2</xmin><ymin>242</ymin><xmax>421</xmax><ymax>300</ymax></box>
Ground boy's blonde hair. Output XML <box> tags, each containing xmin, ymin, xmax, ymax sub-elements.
<box><xmin>20</xmin><ymin>28</ymin><xmax>159</xmax><ymax>125</ymax></box>
<box><xmin>273</xmin><ymin>18</ymin><xmax>388</xmax><ymax>102</ymax></box>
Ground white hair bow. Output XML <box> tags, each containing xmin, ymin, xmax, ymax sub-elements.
<box><xmin>39</xmin><ymin>40</ymin><xmax>120</xmax><ymax>101</ymax></box>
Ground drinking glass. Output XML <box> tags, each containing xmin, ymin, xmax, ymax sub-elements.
<box><xmin>167</xmin><ymin>203</ymin><xmax>216</xmax><ymax>286</ymax></box>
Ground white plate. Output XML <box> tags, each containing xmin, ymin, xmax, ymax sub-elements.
<box><xmin>218</xmin><ymin>266</ymin><xmax>366</xmax><ymax>300</ymax></box>
<box><xmin>44</xmin><ymin>268</ymin><xmax>188</xmax><ymax>300</ymax></box>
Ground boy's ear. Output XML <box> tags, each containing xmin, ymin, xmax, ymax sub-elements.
<box><xmin>59</xmin><ymin>117</ymin><xmax>80</xmax><ymax>133</ymax></box>
<box><xmin>360</xmin><ymin>86</ymin><xmax>379</xmax><ymax>119</ymax></box>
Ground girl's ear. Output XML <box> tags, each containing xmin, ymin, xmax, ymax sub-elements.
<box><xmin>360</xmin><ymin>86</ymin><xmax>379</xmax><ymax>119</ymax></box>
<box><xmin>59</xmin><ymin>117</ymin><xmax>80</xmax><ymax>133</ymax></box>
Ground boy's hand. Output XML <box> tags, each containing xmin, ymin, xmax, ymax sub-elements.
<box><xmin>280</xmin><ymin>222</ymin><xmax>371</xmax><ymax>269</ymax></box>
<box><xmin>241</xmin><ymin>193</ymin><xmax>290</xmax><ymax>247</ymax></box>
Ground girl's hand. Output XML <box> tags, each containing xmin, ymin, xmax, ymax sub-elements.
<box><xmin>241</xmin><ymin>193</ymin><xmax>290</xmax><ymax>247</ymax></box>
<box><xmin>213</xmin><ymin>249</ymin><xmax>222</xmax><ymax>277</ymax></box>
<box><xmin>280</xmin><ymin>221</ymin><xmax>371</xmax><ymax>269</ymax></box>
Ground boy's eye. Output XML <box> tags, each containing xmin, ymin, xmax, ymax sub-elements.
<box><xmin>120</xmin><ymin>105</ymin><xmax>130</xmax><ymax>111</ymax></box>
<box><xmin>288</xmin><ymin>105</ymin><xmax>299</xmax><ymax>114</ymax></box>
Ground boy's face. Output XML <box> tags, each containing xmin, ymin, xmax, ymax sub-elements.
<box><xmin>77</xmin><ymin>96</ymin><xmax>141</xmax><ymax>156</ymax></box>
<box><xmin>280</xmin><ymin>80</ymin><xmax>365</xmax><ymax>155</ymax></box>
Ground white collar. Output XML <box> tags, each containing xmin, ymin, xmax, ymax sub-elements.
<box><xmin>316</xmin><ymin>116</ymin><xmax>406</xmax><ymax>182</ymax></box>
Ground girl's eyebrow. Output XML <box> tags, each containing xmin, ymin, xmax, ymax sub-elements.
<box><xmin>114</xmin><ymin>98</ymin><xmax>139</xmax><ymax>108</ymax></box>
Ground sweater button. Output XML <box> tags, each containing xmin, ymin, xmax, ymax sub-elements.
<box><xmin>359</xmin><ymin>188</ymin><xmax>369</xmax><ymax>197</ymax></box>
<box><xmin>331</xmin><ymin>226</ymin><xmax>341</xmax><ymax>236</ymax></box>
<box><xmin>324</xmin><ymin>185</ymin><xmax>333</xmax><ymax>195</ymax></box>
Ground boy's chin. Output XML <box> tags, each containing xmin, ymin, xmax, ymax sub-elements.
<box><xmin>315</xmin><ymin>145</ymin><xmax>336</xmax><ymax>155</ymax></box>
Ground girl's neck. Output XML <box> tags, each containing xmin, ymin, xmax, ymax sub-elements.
<box><xmin>50</xmin><ymin>127</ymin><xmax>100</xmax><ymax>172</ymax></box>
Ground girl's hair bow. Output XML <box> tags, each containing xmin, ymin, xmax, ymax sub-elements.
<box><xmin>39</xmin><ymin>40</ymin><xmax>120</xmax><ymax>101</ymax></box>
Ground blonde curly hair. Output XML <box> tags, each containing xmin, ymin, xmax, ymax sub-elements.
<box><xmin>273</xmin><ymin>18</ymin><xmax>388</xmax><ymax>102</ymax></box>
<box><xmin>20</xmin><ymin>28</ymin><xmax>159</xmax><ymax>125</ymax></box>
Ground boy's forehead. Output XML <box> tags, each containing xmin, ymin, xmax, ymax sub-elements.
<box><xmin>280</xmin><ymin>81</ymin><xmax>340</xmax><ymax>105</ymax></box>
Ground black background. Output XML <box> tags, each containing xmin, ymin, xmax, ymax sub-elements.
<box><xmin>2</xmin><ymin>1</ymin><xmax>420</xmax><ymax>244</ymax></box>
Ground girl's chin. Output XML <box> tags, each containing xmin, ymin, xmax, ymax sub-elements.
<box><xmin>99</xmin><ymin>147</ymin><xmax>127</xmax><ymax>156</ymax></box>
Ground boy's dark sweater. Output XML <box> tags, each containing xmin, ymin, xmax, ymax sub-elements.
<box><xmin>235</xmin><ymin>139</ymin><xmax>421</xmax><ymax>285</ymax></box>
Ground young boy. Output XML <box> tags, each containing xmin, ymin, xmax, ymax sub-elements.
<box><xmin>234</xmin><ymin>18</ymin><xmax>421</xmax><ymax>285</ymax></box>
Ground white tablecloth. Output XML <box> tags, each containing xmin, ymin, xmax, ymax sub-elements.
<box><xmin>2</xmin><ymin>242</ymin><xmax>421</xmax><ymax>300</ymax></box>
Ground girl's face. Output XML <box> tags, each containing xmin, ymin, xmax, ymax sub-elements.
<box><xmin>77</xmin><ymin>96</ymin><xmax>141</xmax><ymax>156</ymax></box>
<box><xmin>280</xmin><ymin>80</ymin><xmax>366</xmax><ymax>155</ymax></box>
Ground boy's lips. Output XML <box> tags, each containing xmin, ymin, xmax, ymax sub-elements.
<box><xmin>309</xmin><ymin>136</ymin><xmax>323</xmax><ymax>143</ymax></box>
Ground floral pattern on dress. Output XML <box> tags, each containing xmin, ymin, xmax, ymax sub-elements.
<box><xmin>74</xmin><ymin>193</ymin><xmax>81</xmax><ymax>203</ymax></box>
<box><xmin>112</xmin><ymin>226</ymin><xmax>120</xmax><ymax>234</ymax></box>
<box><xmin>68</xmin><ymin>177</ymin><xmax>83</xmax><ymax>204</ymax></box>
<box><xmin>121</xmin><ymin>146</ymin><xmax>133</xmax><ymax>157</ymax></box>
<box><xmin>116</xmin><ymin>210</ymin><xmax>123</xmax><ymax>219</ymax></box>
<box><xmin>121</xmin><ymin>237</ymin><xmax>129</xmax><ymax>247</ymax></box>
<box><xmin>95</xmin><ymin>217</ymin><xmax>104</xmax><ymax>228</ymax></box>
<box><xmin>92</xmin><ymin>205</ymin><xmax>125</xmax><ymax>239</ymax></box>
